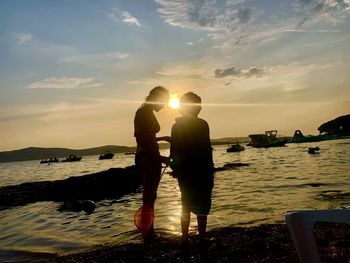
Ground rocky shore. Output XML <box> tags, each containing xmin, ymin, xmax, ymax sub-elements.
<box><xmin>33</xmin><ymin>223</ymin><xmax>349</xmax><ymax>263</ymax></box>
<box><xmin>0</xmin><ymin>166</ymin><xmax>140</xmax><ymax>210</ymax></box>
<box><xmin>0</xmin><ymin>163</ymin><xmax>247</xmax><ymax>211</ymax></box>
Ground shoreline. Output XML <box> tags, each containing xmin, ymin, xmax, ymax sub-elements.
<box><xmin>31</xmin><ymin>223</ymin><xmax>349</xmax><ymax>263</ymax></box>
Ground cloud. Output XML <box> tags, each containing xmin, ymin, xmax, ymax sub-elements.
<box><xmin>122</xmin><ymin>11</ymin><xmax>141</xmax><ymax>26</ymax></box>
<box><xmin>214</xmin><ymin>66</ymin><xmax>265</xmax><ymax>78</ymax></box>
<box><xmin>109</xmin><ymin>9</ymin><xmax>141</xmax><ymax>26</ymax></box>
<box><xmin>14</xmin><ymin>32</ymin><xmax>33</xmax><ymax>44</ymax></box>
<box><xmin>61</xmin><ymin>51</ymin><xmax>130</xmax><ymax>65</ymax></box>
<box><xmin>187</xmin><ymin>42</ymin><xmax>194</xmax><ymax>45</ymax></box>
<box><xmin>154</xmin><ymin>0</ymin><xmax>218</xmax><ymax>30</ymax></box>
<box><xmin>26</xmin><ymin>77</ymin><xmax>104</xmax><ymax>89</ymax></box>
<box><xmin>154</xmin><ymin>0</ymin><xmax>350</xmax><ymax>46</ymax></box>
<box><xmin>154</xmin><ymin>0</ymin><xmax>252</xmax><ymax>31</ymax></box>
<box><xmin>285</xmin><ymin>29</ymin><xmax>342</xmax><ymax>32</ymax></box>
<box><xmin>293</xmin><ymin>0</ymin><xmax>350</xmax><ymax>25</ymax></box>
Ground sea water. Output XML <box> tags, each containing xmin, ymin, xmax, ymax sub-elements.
<box><xmin>0</xmin><ymin>139</ymin><xmax>349</xmax><ymax>260</ymax></box>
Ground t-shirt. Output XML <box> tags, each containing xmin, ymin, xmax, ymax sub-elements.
<box><xmin>170</xmin><ymin>116</ymin><xmax>213</xmax><ymax>177</ymax></box>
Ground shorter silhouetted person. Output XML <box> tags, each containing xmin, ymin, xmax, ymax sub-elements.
<box><xmin>169</xmin><ymin>92</ymin><xmax>214</xmax><ymax>248</ymax></box>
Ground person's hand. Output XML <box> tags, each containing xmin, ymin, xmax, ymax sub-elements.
<box><xmin>160</xmin><ymin>155</ymin><xmax>169</xmax><ymax>165</ymax></box>
<box><xmin>157</xmin><ymin>136</ymin><xmax>171</xmax><ymax>143</ymax></box>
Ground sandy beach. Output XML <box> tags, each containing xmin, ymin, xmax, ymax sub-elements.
<box><xmin>31</xmin><ymin>222</ymin><xmax>349</xmax><ymax>263</ymax></box>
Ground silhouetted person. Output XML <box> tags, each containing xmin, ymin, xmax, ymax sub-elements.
<box><xmin>134</xmin><ymin>86</ymin><xmax>170</xmax><ymax>242</ymax></box>
<box><xmin>169</xmin><ymin>92</ymin><xmax>214</xmax><ymax>248</ymax></box>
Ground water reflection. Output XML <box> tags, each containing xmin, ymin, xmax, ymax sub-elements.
<box><xmin>0</xmin><ymin>139</ymin><xmax>349</xmax><ymax>256</ymax></box>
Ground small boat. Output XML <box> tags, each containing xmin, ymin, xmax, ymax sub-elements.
<box><xmin>290</xmin><ymin>130</ymin><xmax>336</xmax><ymax>143</ymax></box>
<box><xmin>226</xmin><ymin>142</ymin><xmax>245</xmax><ymax>152</ymax></box>
<box><xmin>124</xmin><ymin>151</ymin><xmax>136</xmax><ymax>155</ymax></box>
<box><xmin>40</xmin><ymin>157</ymin><xmax>59</xmax><ymax>164</ymax></box>
<box><xmin>61</xmin><ymin>154</ymin><xmax>82</xmax><ymax>162</ymax></box>
<box><xmin>308</xmin><ymin>147</ymin><xmax>320</xmax><ymax>154</ymax></box>
<box><xmin>248</xmin><ymin>130</ymin><xmax>288</xmax><ymax>148</ymax></box>
<box><xmin>99</xmin><ymin>152</ymin><xmax>115</xmax><ymax>160</ymax></box>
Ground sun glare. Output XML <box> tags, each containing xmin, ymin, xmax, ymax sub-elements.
<box><xmin>169</xmin><ymin>94</ymin><xmax>180</xmax><ymax>109</ymax></box>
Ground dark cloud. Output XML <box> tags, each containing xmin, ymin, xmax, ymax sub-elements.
<box><xmin>155</xmin><ymin>0</ymin><xmax>350</xmax><ymax>46</ymax></box>
<box><xmin>294</xmin><ymin>0</ymin><xmax>350</xmax><ymax>25</ymax></box>
<box><xmin>237</xmin><ymin>7</ymin><xmax>253</xmax><ymax>24</ymax></box>
<box><xmin>215</xmin><ymin>66</ymin><xmax>265</xmax><ymax>78</ymax></box>
<box><xmin>245</xmin><ymin>67</ymin><xmax>264</xmax><ymax>78</ymax></box>
<box><xmin>187</xmin><ymin>0</ymin><xmax>218</xmax><ymax>27</ymax></box>
<box><xmin>215</xmin><ymin>67</ymin><xmax>241</xmax><ymax>78</ymax></box>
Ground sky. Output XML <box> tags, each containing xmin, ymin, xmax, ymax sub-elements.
<box><xmin>1</xmin><ymin>0</ymin><xmax>350</xmax><ymax>151</ymax></box>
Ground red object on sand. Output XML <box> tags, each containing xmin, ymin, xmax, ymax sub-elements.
<box><xmin>134</xmin><ymin>206</ymin><xmax>154</xmax><ymax>235</ymax></box>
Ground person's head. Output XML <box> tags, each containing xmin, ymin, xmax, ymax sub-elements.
<box><xmin>145</xmin><ymin>86</ymin><xmax>169</xmax><ymax>112</ymax></box>
<box><xmin>180</xmin><ymin>92</ymin><xmax>202</xmax><ymax>117</ymax></box>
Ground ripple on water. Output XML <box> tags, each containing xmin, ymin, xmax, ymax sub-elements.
<box><xmin>0</xmin><ymin>139</ymin><xmax>349</xmax><ymax>258</ymax></box>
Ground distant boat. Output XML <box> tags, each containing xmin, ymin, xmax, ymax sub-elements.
<box><xmin>226</xmin><ymin>142</ymin><xmax>245</xmax><ymax>152</ymax></box>
<box><xmin>248</xmin><ymin>130</ymin><xmax>288</xmax><ymax>148</ymax></box>
<box><xmin>290</xmin><ymin>130</ymin><xmax>337</xmax><ymax>143</ymax></box>
<box><xmin>61</xmin><ymin>154</ymin><xmax>82</xmax><ymax>162</ymax></box>
<box><xmin>124</xmin><ymin>151</ymin><xmax>136</xmax><ymax>155</ymax></box>
<box><xmin>99</xmin><ymin>152</ymin><xmax>115</xmax><ymax>160</ymax></box>
<box><xmin>40</xmin><ymin>157</ymin><xmax>59</xmax><ymax>164</ymax></box>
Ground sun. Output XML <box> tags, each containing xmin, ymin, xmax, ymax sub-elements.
<box><xmin>168</xmin><ymin>94</ymin><xmax>180</xmax><ymax>109</ymax></box>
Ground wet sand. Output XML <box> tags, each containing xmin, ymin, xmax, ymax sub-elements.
<box><xmin>35</xmin><ymin>223</ymin><xmax>349</xmax><ymax>263</ymax></box>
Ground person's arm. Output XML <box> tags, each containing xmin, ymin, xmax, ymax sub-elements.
<box><xmin>160</xmin><ymin>155</ymin><xmax>169</xmax><ymax>165</ymax></box>
<box><xmin>136</xmin><ymin>132</ymin><xmax>159</xmax><ymax>154</ymax></box>
<box><xmin>156</xmin><ymin>136</ymin><xmax>171</xmax><ymax>143</ymax></box>
<box><xmin>205</xmin><ymin>122</ymin><xmax>214</xmax><ymax>169</ymax></box>
<box><xmin>169</xmin><ymin>125</ymin><xmax>179</xmax><ymax>170</ymax></box>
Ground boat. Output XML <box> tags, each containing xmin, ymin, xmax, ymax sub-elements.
<box><xmin>247</xmin><ymin>130</ymin><xmax>288</xmax><ymax>148</ymax></box>
<box><xmin>61</xmin><ymin>154</ymin><xmax>82</xmax><ymax>162</ymax></box>
<box><xmin>308</xmin><ymin>147</ymin><xmax>320</xmax><ymax>154</ymax></box>
<box><xmin>124</xmin><ymin>151</ymin><xmax>136</xmax><ymax>155</ymax></box>
<box><xmin>40</xmin><ymin>157</ymin><xmax>59</xmax><ymax>164</ymax></box>
<box><xmin>290</xmin><ymin>130</ymin><xmax>337</xmax><ymax>143</ymax></box>
<box><xmin>226</xmin><ymin>142</ymin><xmax>245</xmax><ymax>152</ymax></box>
<box><xmin>99</xmin><ymin>152</ymin><xmax>115</xmax><ymax>160</ymax></box>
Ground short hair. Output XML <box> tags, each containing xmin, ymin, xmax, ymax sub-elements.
<box><xmin>180</xmin><ymin>92</ymin><xmax>201</xmax><ymax>104</ymax></box>
<box><xmin>146</xmin><ymin>86</ymin><xmax>169</xmax><ymax>102</ymax></box>
<box><xmin>180</xmin><ymin>92</ymin><xmax>202</xmax><ymax>116</ymax></box>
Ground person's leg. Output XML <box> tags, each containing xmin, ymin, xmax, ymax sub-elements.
<box><xmin>197</xmin><ymin>215</ymin><xmax>207</xmax><ymax>240</ymax></box>
<box><xmin>180</xmin><ymin>206</ymin><xmax>191</xmax><ymax>248</ymax></box>
<box><xmin>181</xmin><ymin>206</ymin><xmax>191</xmax><ymax>242</ymax></box>
<box><xmin>141</xmin><ymin>156</ymin><xmax>161</xmax><ymax>242</ymax></box>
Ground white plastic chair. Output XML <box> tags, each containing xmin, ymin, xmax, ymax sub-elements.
<box><xmin>285</xmin><ymin>209</ymin><xmax>350</xmax><ymax>263</ymax></box>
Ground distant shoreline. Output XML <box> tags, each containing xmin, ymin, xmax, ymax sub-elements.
<box><xmin>0</xmin><ymin>137</ymin><xmax>253</xmax><ymax>163</ymax></box>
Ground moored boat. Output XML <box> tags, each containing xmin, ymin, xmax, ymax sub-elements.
<box><xmin>124</xmin><ymin>151</ymin><xmax>136</xmax><ymax>155</ymax></box>
<box><xmin>99</xmin><ymin>152</ymin><xmax>115</xmax><ymax>160</ymax></box>
<box><xmin>226</xmin><ymin>142</ymin><xmax>245</xmax><ymax>152</ymax></box>
<box><xmin>61</xmin><ymin>154</ymin><xmax>82</xmax><ymax>162</ymax></box>
<box><xmin>40</xmin><ymin>157</ymin><xmax>59</xmax><ymax>164</ymax></box>
<box><xmin>248</xmin><ymin>130</ymin><xmax>288</xmax><ymax>148</ymax></box>
<box><xmin>290</xmin><ymin>129</ymin><xmax>337</xmax><ymax>143</ymax></box>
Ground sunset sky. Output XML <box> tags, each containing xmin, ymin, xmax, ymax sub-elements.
<box><xmin>1</xmin><ymin>0</ymin><xmax>350</xmax><ymax>151</ymax></box>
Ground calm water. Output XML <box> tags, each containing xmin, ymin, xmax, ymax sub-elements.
<box><xmin>0</xmin><ymin>139</ymin><xmax>349</xmax><ymax>260</ymax></box>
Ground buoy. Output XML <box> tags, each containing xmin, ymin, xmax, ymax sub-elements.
<box><xmin>134</xmin><ymin>206</ymin><xmax>154</xmax><ymax>236</ymax></box>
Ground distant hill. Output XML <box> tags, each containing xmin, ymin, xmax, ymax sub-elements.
<box><xmin>0</xmin><ymin>137</ymin><xmax>252</xmax><ymax>163</ymax></box>
<box><xmin>0</xmin><ymin>145</ymin><xmax>135</xmax><ymax>163</ymax></box>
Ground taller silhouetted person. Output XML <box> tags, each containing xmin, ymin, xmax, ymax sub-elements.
<box><xmin>134</xmin><ymin>86</ymin><xmax>170</xmax><ymax>242</ymax></box>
